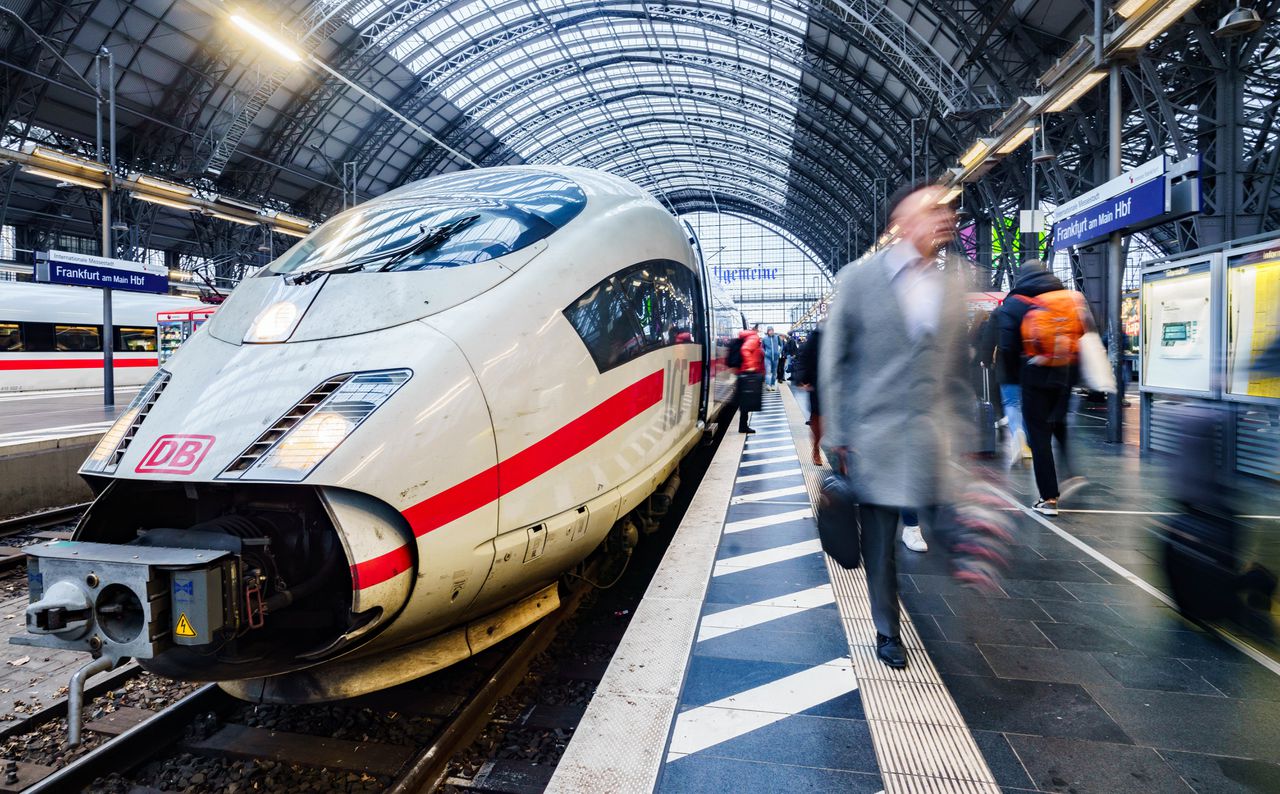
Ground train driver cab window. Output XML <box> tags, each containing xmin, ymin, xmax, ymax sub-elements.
<box><xmin>265</xmin><ymin>170</ymin><xmax>587</xmax><ymax>277</ymax></box>
<box><xmin>0</xmin><ymin>323</ymin><xmax>21</xmax><ymax>351</ymax></box>
<box><xmin>116</xmin><ymin>327</ymin><xmax>158</xmax><ymax>352</ymax></box>
<box><xmin>564</xmin><ymin>260</ymin><xmax>703</xmax><ymax>373</ymax></box>
<box><xmin>54</xmin><ymin>325</ymin><xmax>102</xmax><ymax>352</ymax></box>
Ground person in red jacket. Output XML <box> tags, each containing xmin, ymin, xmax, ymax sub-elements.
<box><xmin>737</xmin><ymin>327</ymin><xmax>764</xmax><ymax>433</ymax></box>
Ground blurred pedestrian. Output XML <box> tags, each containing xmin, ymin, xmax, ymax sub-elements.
<box><xmin>990</xmin><ymin>262</ymin><xmax>1061</xmax><ymax>468</ymax></box>
<box><xmin>820</xmin><ymin>182</ymin><xmax>970</xmax><ymax>669</ymax></box>
<box><xmin>795</xmin><ymin>326</ymin><xmax>824</xmax><ymax>465</ymax></box>
<box><xmin>781</xmin><ymin>333</ymin><xmax>798</xmax><ymax>382</ymax></box>
<box><xmin>998</xmin><ymin>264</ymin><xmax>1093</xmax><ymax>515</ymax></box>
<box><xmin>762</xmin><ymin>326</ymin><xmax>782</xmax><ymax>390</ymax></box>
<box><xmin>736</xmin><ymin>326</ymin><xmax>764</xmax><ymax>434</ymax></box>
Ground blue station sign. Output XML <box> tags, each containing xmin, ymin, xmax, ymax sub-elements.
<box><xmin>36</xmin><ymin>249</ymin><xmax>169</xmax><ymax>294</ymax></box>
<box><xmin>1050</xmin><ymin>156</ymin><xmax>1201</xmax><ymax>250</ymax></box>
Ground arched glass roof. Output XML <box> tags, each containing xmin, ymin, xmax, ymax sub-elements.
<box><xmin>346</xmin><ymin>0</ymin><xmax>812</xmax><ymax>213</ymax></box>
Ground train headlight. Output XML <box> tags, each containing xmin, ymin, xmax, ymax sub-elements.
<box><xmin>269</xmin><ymin>410</ymin><xmax>357</xmax><ymax>471</ymax></box>
<box><xmin>227</xmin><ymin>369</ymin><xmax>412</xmax><ymax>481</ymax></box>
<box><xmin>245</xmin><ymin>301</ymin><xmax>301</xmax><ymax>343</ymax></box>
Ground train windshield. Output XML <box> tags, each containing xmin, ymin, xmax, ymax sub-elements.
<box><xmin>265</xmin><ymin>171</ymin><xmax>586</xmax><ymax>276</ymax></box>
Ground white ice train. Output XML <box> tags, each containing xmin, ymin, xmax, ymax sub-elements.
<box><xmin>0</xmin><ymin>282</ymin><xmax>198</xmax><ymax>391</ymax></box>
<box><xmin>19</xmin><ymin>166</ymin><xmax>742</xmax><ymax>703</ymax></box>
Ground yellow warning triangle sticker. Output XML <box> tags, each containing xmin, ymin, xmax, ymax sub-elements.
<box><xmin>174</xmin><ymin>612</ymin><xmax>197</xmax><ymax>638</ymax></box>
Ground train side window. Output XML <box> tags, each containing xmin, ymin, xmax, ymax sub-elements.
<box><xmin>564</xmin><ymin>260</ymin><xmax>702</xmax><ymax>373</ymax></box>
<box><xmin>0</xmin><ymin>322</ymin><xmax>21</xmax><ymax>351</ymax></box>
<box><xmin>115</xmin><ymin>327</ymin><xmax>157</xmax><ymax>352</ymax></box>
<box><xmin>23</xmin><ymin>323</ymin><xmax>55</xmax><ymax>352</ymax></box>
<box><xmin>54</xmin><ymin>325</ymin><xmax>102</xmax><ymax>352</ymax></box>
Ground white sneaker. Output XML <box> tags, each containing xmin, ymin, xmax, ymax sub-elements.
<box><xmin>902</xmin><ymin>524</ymin><xmax>928</xmax><ymax>553</ymax></box>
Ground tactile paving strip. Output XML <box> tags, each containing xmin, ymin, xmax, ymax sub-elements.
<box><xmin>779</xmin><ymin>387</ymin><xmax>999</xmax><ymax>794</ymax></box>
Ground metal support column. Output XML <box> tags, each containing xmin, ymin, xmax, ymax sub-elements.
<box><xmin>1106</xmin><ymin>63</ymin><xmax>1123</xmax><ymax>443</ymax></box>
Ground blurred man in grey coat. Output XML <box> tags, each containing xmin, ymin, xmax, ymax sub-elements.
<box><xmin>819</xmin><ymin>183</ymin><xmax>970</xmax><ymax>669</ymax></box>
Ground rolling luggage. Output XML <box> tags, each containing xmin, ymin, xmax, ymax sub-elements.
<box><xmin>736</xmin><ymin>372</ymin><xmax>763</xmax><ymax>412</ymax></box>
<box><xmin>975</xmin><ymin>363</ymin><xmax>997</xmax><ymax>457</ymax></box>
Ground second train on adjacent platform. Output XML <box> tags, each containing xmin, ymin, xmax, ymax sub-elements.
<box><xmin>20</xmin><ymin>166</ymin><xmax>742</xmax><ymax>703</ymax></box>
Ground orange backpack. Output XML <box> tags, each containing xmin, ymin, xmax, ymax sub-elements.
<box><xmin>1019</xmin><ymin>290</ymin><xmax>1086</xmax><ymax>367</ymax></box>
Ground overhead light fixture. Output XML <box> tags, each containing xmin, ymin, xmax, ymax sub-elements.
<box><xmin>1214</xmin><ymin>4</ymin><xmax>1263</xmax><ymax>36</ymax></box>
<box><xmin>133</xmin><ymin>174</ymin><xmax>194</xmax><ymax>197</ymax></box>
<box><xmin>1116</xmin><ymin>0</ymin><xmax>1200</xmax><ymax>49</ymax></box>
<box><xmin>111</xmin><ymin>221</ymin><xmax>130</xmax><ymax>232</ymax></box>
<box><xmin>28</xmin><ymin>146</ymin><xmax>109</xmax><ymax>173</ymax></box>
<box><xmin>273</xmin><ymin>225</ymin><xmax>309</xmax><ymax>239</ymax></box>
<box><xmin>959</xmin><ymin>139</ymin><xmax>993</xmax><ymax>168</ymax></box>
<box><xmin>215</xmin><ymin>195</ymin><xmax>262</xmax><ymax>212</ymax></box>
<box><xmin>22</xmin><ymin>166</ymin><xmax>105</xmax><ymax>190</ymax></box>
<box><xmin>935</xmin><ymin>186</ymin><xmax>963</xmax><ymax>205</ymax></box>
<box><xmin>1042</xmin><ymin>70</ymin><xmax>1107</xmax><ymax>112</ymax></box>
<box><xmin>230</xmin><ymin>13</ymin><xmax>303</xmax><ymax>63</ymax></box>
<box><xmin>1114</xmin><ymin>0</ymin><xmax>1157</xmax><ymax>17</ymax></box>
<box><xmin>131</xmin><ymin>191</ymin><xmax>199</xmax><ymax>212</ymax></box>
<box><xmin>265</xmin><ymin>211</ymin><xmax>311</xmax><ymax>229</ymax></box>
<box><xmin>206</xmin><ymin>209</ymin><xmax>260</xmax><ymax>226</ymax></box>
<box><xmin>996</xmin><ymin>124</ymin><xmax>1039</xmax><ymax>155</ymax></box>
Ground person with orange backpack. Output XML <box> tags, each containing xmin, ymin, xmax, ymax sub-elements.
<box><xmin>995</xmin><ymin>262</ymin><xmax>1092</xmax><ymax>515</ymax></box>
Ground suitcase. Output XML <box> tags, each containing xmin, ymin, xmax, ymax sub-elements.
<box><xmin>736</xmin><ymin>372</ymin><xmax>763</xmax><ymax>413</ymax></box>
<box><xmin>975</xmin><ymin>363</ymin><xmax>997</xmax><ymax>457</ymax></box>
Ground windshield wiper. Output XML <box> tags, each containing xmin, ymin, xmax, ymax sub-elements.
<box><xmin>367</xmin><ymin>213</ymin><xmax>480</xmax><ymax>271</ymax></box>
<box><xmin>284</xmin><ymin>214</ymin><xmax>481</xmax><ymax>284</ymax></box>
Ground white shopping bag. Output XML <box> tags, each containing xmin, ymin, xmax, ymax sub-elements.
<box><xmin>1078</xmin><ymin>331</ymin><xmax>1117</xmax><ymax>393</ymax></box>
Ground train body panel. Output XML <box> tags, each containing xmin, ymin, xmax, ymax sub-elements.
<box><xmin>21</xmin><ymin>165</ymin><xmax>742</xmax><ymax>701</ymax></box>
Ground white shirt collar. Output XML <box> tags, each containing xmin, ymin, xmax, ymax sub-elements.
<box><xmin>884</xmin><ymin>240</ymin><xmax>927</xmax><ymax>281</ymax></box>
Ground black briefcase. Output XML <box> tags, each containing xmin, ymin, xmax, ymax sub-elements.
<box><xmin>736</xmin><ymin>372</ymin><xmax>763</xmax><ymax>412</ymax></box>
<box><xmin>817</xmin><ymin>468</ymin><xmax>861</xmax><ymax>569</ymax></box>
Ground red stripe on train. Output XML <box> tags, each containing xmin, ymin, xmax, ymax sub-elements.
<box><xmin>688</xmin><ymin>360</ymin><xmax>703</xmax><ymax>384</ymax></box>
<box><xmin>0</xmin><ymin>358</ymin><xmax>159</xmax><ymax>370</ymax></box>
<box><xmin>351</xmin><ymin>369</ymin><xmax>666</xmax><ymax>590</ymax></box>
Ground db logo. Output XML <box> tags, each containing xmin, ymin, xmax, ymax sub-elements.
<box><xmin>135</xmin><ymin>434</ymin><xmax>215</xmax><ymax>475</ymax></box>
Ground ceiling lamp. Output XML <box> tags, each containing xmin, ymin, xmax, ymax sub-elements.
<box><xmin>1116</xmin><ymin>0</ymin><xmax>1200</xmax><ymax>49</ymax></box>
<box><xmin>1214</xmin><ymin>4</ymin><xmax>1264</xmax><ymax>36</ymax></box>
<box><xmin>1042</xmin><ymin>71</ymin><xmax>1107</xmax><ymax>113</ymax></box>
<box><xmin>996</xmin><ymin>123</ymin><xmax>1039</xmax><ymax>155</ymax></box>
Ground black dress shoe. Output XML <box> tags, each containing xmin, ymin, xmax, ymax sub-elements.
<box><xmin>740</xmin><ymin>427</ymin><xmax>756</xmax><ymax>434</ymax></box>
<box><xmin>876</xmin><ymin>633</ymin><xmax>907</xmax><ymax>669</ymax></box>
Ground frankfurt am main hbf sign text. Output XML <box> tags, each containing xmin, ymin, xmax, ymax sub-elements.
<box><xmin>35</xmin><ymin>249</ymin><xmax>168</xmax><ymax>294</ymax></box>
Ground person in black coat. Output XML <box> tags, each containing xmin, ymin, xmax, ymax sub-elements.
<box><xmin>795</xmin><ymin>326</ymin><xmax>823</xmax><ymax>465</ymax></box>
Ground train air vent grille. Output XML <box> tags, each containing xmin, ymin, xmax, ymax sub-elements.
<box><xmin>223</xmin><ymin>375</ymin><xmax>352</xmax><ymax>475</ymax></box>
<box><xmin>102</xmin><ymin>370</ymin><xmax>170</xmax><ymax>470</ymax></box>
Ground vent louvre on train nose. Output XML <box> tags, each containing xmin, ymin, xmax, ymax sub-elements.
<box><xmin>83</xmin><ymin>370</ymin><xmax>172</xmax><ymax>473</ymax></box>
<box><xmin>224</xmin><ymin>374</ymin><xmax>353</xmax><ymax>474</ymax></box>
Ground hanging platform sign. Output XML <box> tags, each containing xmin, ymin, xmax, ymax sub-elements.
<box><xmin>35</xmin><ymin>249</ymin><xmax>168</xmax><ymax>294</ymax></box>
<box><xmin>1050</xmin><ymin>155</ymin><xmax>1201</xmax><ymax>249</ymax></box>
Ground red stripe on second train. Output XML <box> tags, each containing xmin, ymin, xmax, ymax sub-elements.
<box><xmin>0</xmin><ymin>358</ymin><xmax>159</xmax><ymax>370</ymax></box>
<box><xmin>353</xmin><ymin>369</ymin><xmax>666</xmax><ymax>589</ymax></box>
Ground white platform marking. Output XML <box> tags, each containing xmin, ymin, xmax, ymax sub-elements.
<box><xmin>737</xmin><ymin>455</ymin><xmax>798</xmax><ymax>468</ymax></box>
<box><xmin>723</xmin><ymin>508</ymin><xmax>812</xmax><ymax>534</ymax></box>
<box><xmin>735</xmin><ymin>467</ymin><xmax>802</xmax><ymax>484</ymax></box>
<box><xmin>713</xmin><ymin>538</ymin><xmax>822</xmax><ymax>577</ymax></box>
<box><xmin>745</xmin><ymin>431</ymin><xmax>791</xmax><ymax>441</ymax></box>
<box><xmin>741</xmin><ymin>444</ymin><xmax>796</xmax><ymax>455</ymax></box>
<box><xmin>668</xmin><ymin>661</ymin><xmax>857</xmax><ymax>757</ymax></box>
<box><xmin>730</xmin><ymin>484</ymin><xmax>808</xmax><ymax>504</ymax></box>
<box><xmin>698</xmin><ymin>584</ymin><xmax>836</xmax><ymax>641</ymax></box>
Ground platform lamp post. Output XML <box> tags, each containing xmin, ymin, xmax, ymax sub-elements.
<box><xmin>0</xmin><ymin>7</ymin><xmax>119</xmax><ymax>408</ymax></box>
<box><xmin>95</xmin><ymin>47</ymin><xmax>118</xmax><ymax>409</ymax></box>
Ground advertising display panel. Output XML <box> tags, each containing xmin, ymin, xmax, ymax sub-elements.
<box><xmin>1122</xmin><ymin>292</ymin><xmax>1140</xmax><ymax>356</ymax></box>
<box><xmin>1226</xmin><ymin>241</ymin><xmax>1280</xmax><ymax>399</ymax></box>
<box><xmin>1141</xmin><ymin>262</ymin><xmax>1213</xmax><ymax>393</ymax></box>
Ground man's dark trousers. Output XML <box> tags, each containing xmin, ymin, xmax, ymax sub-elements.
<box><xmin>1022</xmin><ymin>383</ymin><xmax>1072</xmax><ymax>499</ymax></box>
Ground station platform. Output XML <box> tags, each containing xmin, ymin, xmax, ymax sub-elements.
<box><xmin>551</xmin><ymin>384</ymin><xmax>1280</xmax><ymax>793</ymax></box>
<box><xmin>0</xmin><ymin>388</ymin><xmax>133</xmax><ymax>445</ymax></box>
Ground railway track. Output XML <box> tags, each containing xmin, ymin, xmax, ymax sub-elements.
<box><xmin>8</xmin><ymin>578</ymin><xmax>591</xmax><ymax>794</ymax></box>
<box><xmin>0</xmin><ymin>503</ymin><xmax>89</xmax><ymax>570</ymax></box>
